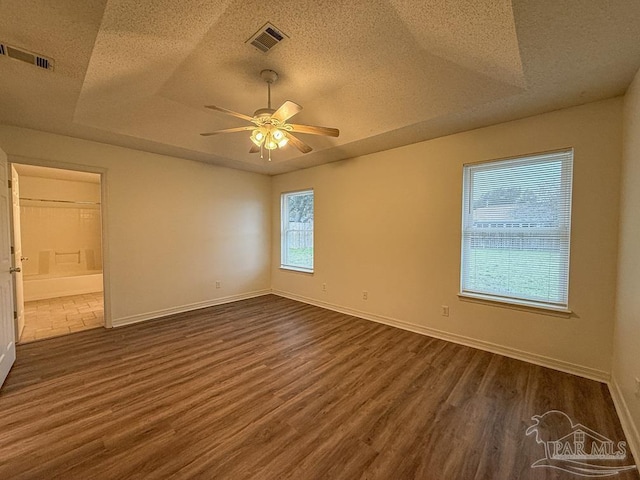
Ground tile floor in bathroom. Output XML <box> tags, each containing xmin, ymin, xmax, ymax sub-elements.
<box><xmin>19</xmin><ymin>292</ymin><xmax>104</xmax><ymax>343</ymax></box>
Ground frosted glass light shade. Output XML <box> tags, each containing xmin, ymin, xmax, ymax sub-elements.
<box><xmin>250</xmin><ymin>128</ymin><xmax>266</xmax><ymax>146</ymax></box>
<box><xmin>250</xmin><ymin>126</ymin><xmax>289</xmax><ymax>150</ymax></box>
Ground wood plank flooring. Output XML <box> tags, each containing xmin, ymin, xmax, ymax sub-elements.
<box><xmin>0</xmin><ymin>295</ymin><xmax>637</xmax><ymax>479</ymax></box>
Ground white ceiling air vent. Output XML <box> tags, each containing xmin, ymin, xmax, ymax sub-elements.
<box><xmin>0</xmin><ymin>42</ymin><xmax>54</xmax><ymax>71</ymax></box>
<box><xmin>246</xmin><ymin>23</ymin><xmax>288</xmax><ymax>53</ymax></box>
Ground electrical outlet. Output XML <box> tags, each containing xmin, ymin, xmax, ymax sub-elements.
<box><xmin>215</xmin><ymin>281</ymin><xmax>221</xmax><ymax>289</ymax></box>
<box><xmin>363</xmin><ymin>291</ymin><xmax>368</xmax><ymax>300</ymax></box>
<box><xmin>440</xmin><ymin>305</ymin><xmax>449</xmax><ymax>317</ymax></box>
<box><xmin>635</xmin><ymin>377</ymin><xmax>640</xmax><ymax>398</ymax></box>
<box><xmin>322</xmin><ymin>283</ymin><xmax>326</xmax><ymax>292</ymax></box>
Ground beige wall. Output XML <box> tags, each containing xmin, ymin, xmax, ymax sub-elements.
<box><xmin>0</xmin><ymin>126</ymin><xmax>271</xmax><ymax>325</ymax></box>
<box><xmin>613</xmin><ymin>67</ymin><xmax>640</xmax><ymax>456</ymax></box>
<box><xmin>272</xmin><ymin>98</ymin><xmax>623</xmax><ymax>380</ymax></box>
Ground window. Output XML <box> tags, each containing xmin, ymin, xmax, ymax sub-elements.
<box><xmin>460</xmin><ymin>150</ymin><xmax>573</xmax><ymax>310</ymax></box>
<box><xmin>281</xmin><ymin>189</ymin><xmax>314</xmax><ymax>272</ymax></box>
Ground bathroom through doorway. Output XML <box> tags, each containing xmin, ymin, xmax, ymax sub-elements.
<box><xmin>11</xmin><ymin>164</ymin><xmax>104</xmax><ymax>343</ymax></box>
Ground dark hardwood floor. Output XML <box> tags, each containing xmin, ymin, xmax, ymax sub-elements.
<box><xmin>0</xmin><ymin>295</ymin><xmax>637</xmax><ymax>479</ymax></box>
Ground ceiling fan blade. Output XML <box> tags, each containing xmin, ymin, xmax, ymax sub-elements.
<box><xmin>200</xmin><ymin>126</ymin><xmax>255</xmax><ymax>136</ymax></box>
<box><xmin>205</xmin><ymin>105</ymin><xmax>254</xmax><ymax>122</ymax></box>
<box><xmin>286</xmin><ymin>132</ymin><xmax>313</xmax><ymax>154</ymax></box>
<box><xmin>288</xmin><ymin>123</ymin><xmax>340</xmax><ymax>137</ymax></box>
<box><xmin>272</xmin><ymin>101</ymin><xmax>302</xmax><ymax>123</ymax></box>
<box><xmin>249</xmin><ymin>144</ymin><xmax>260</xmax><ymax>153</ymax></box>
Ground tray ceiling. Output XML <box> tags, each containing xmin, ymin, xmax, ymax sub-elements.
<box><xmin>1</xmin><ymin>0</ymin><xmax>639</xmax><ymax>174</ymax></box>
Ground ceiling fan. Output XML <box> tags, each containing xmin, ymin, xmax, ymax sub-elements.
<box><xmin>201</xmin><ymin>69</ymin><xmax>339</xmax><ymax>161</ymax></box>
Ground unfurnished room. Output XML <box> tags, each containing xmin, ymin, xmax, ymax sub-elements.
<box><xmin>0</xmin><ymin>1</ymin><xmax>640</xmax><ymax>479</ymax></box>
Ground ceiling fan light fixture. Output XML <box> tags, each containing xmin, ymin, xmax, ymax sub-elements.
<box><xmin>272</xmin><ymin>128</ymin><xmax>289</xmax><ymax>147</ymax></box>
<box><xmin>264</xmin><ymin>132</ymin><xmax>278</xmax><ymax>150</ymax></box>
<box><xmin>251</xmin><ymin>125</ymin><xmax>288</xmax><ymax>150</ymax></box>
<box><xmin>251</xmin><ymin>128</ymin><xmax>266</xmax><ymax>146</ymax></box>
<box><xmin>272</xmin><ymin>129</ymin><xmax>284</xmax><ymax>140</ymax></box>
<box><xmin>277</xmin><ymin>135</ymin><xmax>289</xmax><ymax>148</ymax></box>
<box><xmin>201</xmin><ymin>69</ymin><xmax>339</xmax><ymax>159</ymax></box>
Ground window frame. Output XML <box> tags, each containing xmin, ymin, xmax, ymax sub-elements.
<box><xmin>280</xmin><ymin>189</ymin><xmax>314</xmax><ymax>273</ymax></box>
<box><xmin>459</xmin><ymin>149</ymin><xmax>574</xmax><ymax>312</ymax></box>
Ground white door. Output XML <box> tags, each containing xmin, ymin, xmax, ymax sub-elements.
<box><xmin>0</xmin><ymin>148</ymin><xmax>16</xmax><ymax>387</ymax></box>
<box><xmin>11</xmin><ymin>165</ymin><xmax>24</xmax><ymax>340</ymax></box>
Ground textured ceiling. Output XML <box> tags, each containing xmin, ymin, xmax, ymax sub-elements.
<box><xmin>1</xmin><ymin>0</ymin><xmax>640</xmax><ymax>174</ymax></box>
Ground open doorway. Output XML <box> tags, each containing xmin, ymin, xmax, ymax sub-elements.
<box><xmin>11</xmin><ymin>164</ymin><xmax>104</xmax><ymax>343</ymax></box>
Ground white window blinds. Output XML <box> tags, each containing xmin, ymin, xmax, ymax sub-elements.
<box><xmin>460</xmin><ymin>150</ymin><xmax>573</xmax><ymax>310</ymax></box>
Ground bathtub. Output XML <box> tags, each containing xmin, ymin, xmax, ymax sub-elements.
<box><xmin>23</xmin><ymin>271</ymin><xmax>103</xmax><ymax>302</ymax></box>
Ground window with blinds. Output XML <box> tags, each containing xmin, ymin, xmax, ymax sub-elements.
<box><xmin>460</xmin><ymin>150</ymin><xmax>573</xmax><ymax>310</ymax></box>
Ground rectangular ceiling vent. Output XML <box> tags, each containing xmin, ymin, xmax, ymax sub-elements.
<box><xmin>246</xmin><ymin>23</ymin><xmax>288</xmax><ymax>53</ymax></box>
<box><xmin>0</xmin><ymin>42</ymin><xmax>54</xmax><ymax>71</ymax></box>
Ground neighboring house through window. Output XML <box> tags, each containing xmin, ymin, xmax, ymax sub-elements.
<box><xmin>281</xmin><ymin>189</ymin><xmax>314</xmax><ymax>272</ymax></box>
<box><xmin>460</xmin><ymin>150</ymin><xmax>573</xmax><ymax>310</ymax></box>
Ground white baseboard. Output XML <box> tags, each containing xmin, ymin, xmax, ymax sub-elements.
<box><xmin>112</xmin><ymin>289</ymin><xmax>272</xmax><ymax>327</ymax></box>
<box><xmin>609</xmin><ymin>374</ymin><xmax>640</xmax><ymax>466</ymax></box>
<box><xmin>272</xmin><ymin>290</ymin><xmax>610</xmax><ymax>383</ymax></box>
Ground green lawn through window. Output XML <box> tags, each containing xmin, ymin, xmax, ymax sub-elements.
<box><xmin>287</xmin><ymin>247</ymin><xmax>313</xmax><ymax>269</ymax></box>
<box><xmin>466</xmin><ymin>248</ymin><xmax>563</xmax><ymax>301</ymax></box>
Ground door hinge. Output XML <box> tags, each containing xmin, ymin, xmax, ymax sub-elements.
<box><xmin>13</xmin><ymin>311</ymin><xmax>17</xmax><ymax>319</ymax></box>
<box><xmin>7</xmin><ymin>179</ymin><xmax>11</xmax><ymax>189</ymax></box>
<box><xmin>10</xmin><ymin>246</ymin><xmax>14</xmax><ymax>255</ymax></box>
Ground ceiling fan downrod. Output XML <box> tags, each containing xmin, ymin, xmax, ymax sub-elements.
<box><xmin>260</xmin><ymin>69</ymin><xmax>278</xmax><ymax>111</ymax></box>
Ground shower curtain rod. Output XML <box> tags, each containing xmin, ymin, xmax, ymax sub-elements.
<box><xmin>19</xmin><ymin>197</ymin><xmax>101</xmax><ymax>206</ymax></box>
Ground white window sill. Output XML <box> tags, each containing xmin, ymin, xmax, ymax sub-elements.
<box><xmin>458</xmin><ymin>292</ymin><xmax>573</xmax><ymax>317</ymax></box>
<box><xmin>280</xmin><ymin>265</ymin><xmax>314</xmax><ymax>274</ymax></box>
